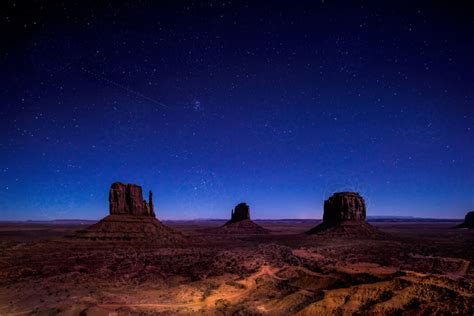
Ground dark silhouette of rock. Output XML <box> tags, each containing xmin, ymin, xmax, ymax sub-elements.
<box><xmin>148</xmin><ymin>191</ymin><xmax>155</xmax><ymax>217</ymax></box>
<box><xmin>215</xmin><ymin>202</ymin><xmax>269</xmax><ymax>234</ymax></box>
<box><xmin>75</xmin><ymin>182</ymin><xmax>182</xmax><ymax>242</ymax></box>
<box><xmin>307</xmin><ymin>192</ymin><xmax>380</xmax><ymax>236</ymax></box>
<box><xmin>109</xmin><ymin>182</ymin><xmax>154</xmax><ymax>217</ymax></box>
<box><xmin>227</xmin><ymin>202</ymin><xmax>250</xmax><ymax>223</ymax></box>
<box><xmin>457</xmin><ymin>211</ymin><xmax>474</xmax><ymax>229</ymax></box>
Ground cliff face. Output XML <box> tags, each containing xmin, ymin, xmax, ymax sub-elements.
<box><xmin>323</xmin><ymin>192</ymin><xmax>366</xmax><ymax>224</ymax></box>
<box><xmin>109</xmin><ymin>182</ymin><xmax>155</xmax><ymax>217</ymax></box>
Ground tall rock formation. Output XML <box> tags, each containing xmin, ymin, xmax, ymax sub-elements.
<box><xmin>323</xmin><ymin>192</ymin><xmax>366</xmax><ymax>223</ymax></box>
<box><xmin>457</xmin><ymin>211</ymin><xmax>474</xmax><ymax>229</ymax></box>
<box><xmin>228</xmin><ymin>202</ymin><xmax>250</xmax><ymax>223</ymax></box>
<box><xmin>148</xmin><ymin>191</ymin><xmax>155</xmax><ymax>217</ymax></box>
<box><xmin>215</xmin><ymin>202</ymin><xmax>269</xmax><ymax>234</ymax></box>
<box><xmin>75</xmin><ymin>182</ymin><xmax>181</xmax><ymax>242</ymax></box>
<box><xmin>307</xmin><ymin>192</ymin><xmax>379</xmax><ymax>236</ymax></box>
<box><xmin>109</xmin><ymin>182</ymin><xmax>154</xmax><ymax>217</ymax></box>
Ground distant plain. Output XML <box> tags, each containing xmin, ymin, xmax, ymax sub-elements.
<box><xmin>0</xmin><ymin>219</ymin><xmax>473</xmax><ymax>315</ymax></box>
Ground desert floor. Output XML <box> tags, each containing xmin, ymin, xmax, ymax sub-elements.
<box><xmin>0</xmin><ymin>219</ymin><xmax>473</xmax><ymax>315</ymax></box>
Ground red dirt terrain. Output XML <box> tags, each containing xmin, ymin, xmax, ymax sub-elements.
<box><xmin>0</xmin><ymin>220</ymin><xmax>473</xmax><ymax>315</ymax></box>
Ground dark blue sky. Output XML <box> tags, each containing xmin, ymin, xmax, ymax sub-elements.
<box><xmin>1</xmin><ymin>1</ymin><xmax>473</xmax><ymax>220</ymax></box>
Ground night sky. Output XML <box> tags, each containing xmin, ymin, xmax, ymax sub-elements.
<box><xmin>1</xmin><ymin>1</ymin><xmax>473</xmax><ymax>220</ymax></box>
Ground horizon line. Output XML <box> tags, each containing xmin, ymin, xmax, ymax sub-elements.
<box><xmin>0</xmin><ymin>215</ymin><xmax>464</xmax><ymax>222</ymax></box>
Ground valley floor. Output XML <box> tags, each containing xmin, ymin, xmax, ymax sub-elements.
<box><xmin>0</xmin><ymin>220</ymin><xmax>473</xmax><ymax>315</ymax></box>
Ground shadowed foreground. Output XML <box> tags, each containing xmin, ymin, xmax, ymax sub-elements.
<box><xmin>0</xmin><ymin>220</ymin><xmax>473</xmax><ymax>315</ymax></box>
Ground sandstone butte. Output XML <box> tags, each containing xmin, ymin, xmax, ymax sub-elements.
<box><xmin>74</xmin><ymin>182</ymin><xmax>182</xmax><ymax>241</ymax></box>
<box><xmin>307</xmin><ymin>192</ymin><xmax>380</xmax><ymax>236</ymax></box>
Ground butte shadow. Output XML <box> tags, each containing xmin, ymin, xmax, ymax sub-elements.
<box><xmin>306</xmin><ymin>192</ymin><xmax>381</xmax><ymax>236</ymax></box>
<box><xmin>74</xmin><ymin>182</ymin><xmax>183</xmax><ymax>242</ymax></box>
<box><xmin>211</xmin><ymin>203</ymin><xmax>270</xmax><ymax>235</ymax></box>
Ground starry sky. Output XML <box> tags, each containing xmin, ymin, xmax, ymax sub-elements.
<box><xmin>1</xmin><ymin>1</ymin><xmax>473</xmax><ymax>220</ymax></box>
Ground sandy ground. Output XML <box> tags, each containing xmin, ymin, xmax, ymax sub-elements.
<box><xmin>0</xmin><ymin>220</ymin><xmax>473</xmax><ymax>315</ymax></box>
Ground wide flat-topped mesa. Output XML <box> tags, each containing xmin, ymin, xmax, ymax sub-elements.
<box><xmin>307</xmin><ymin>192</ymin><xmax>379</xmax><ymax>236</ymax></box>
<box><xmin>109</xmin><ymin>182</ymin><xmax>155</xmax><ymax>217</ymax></box>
